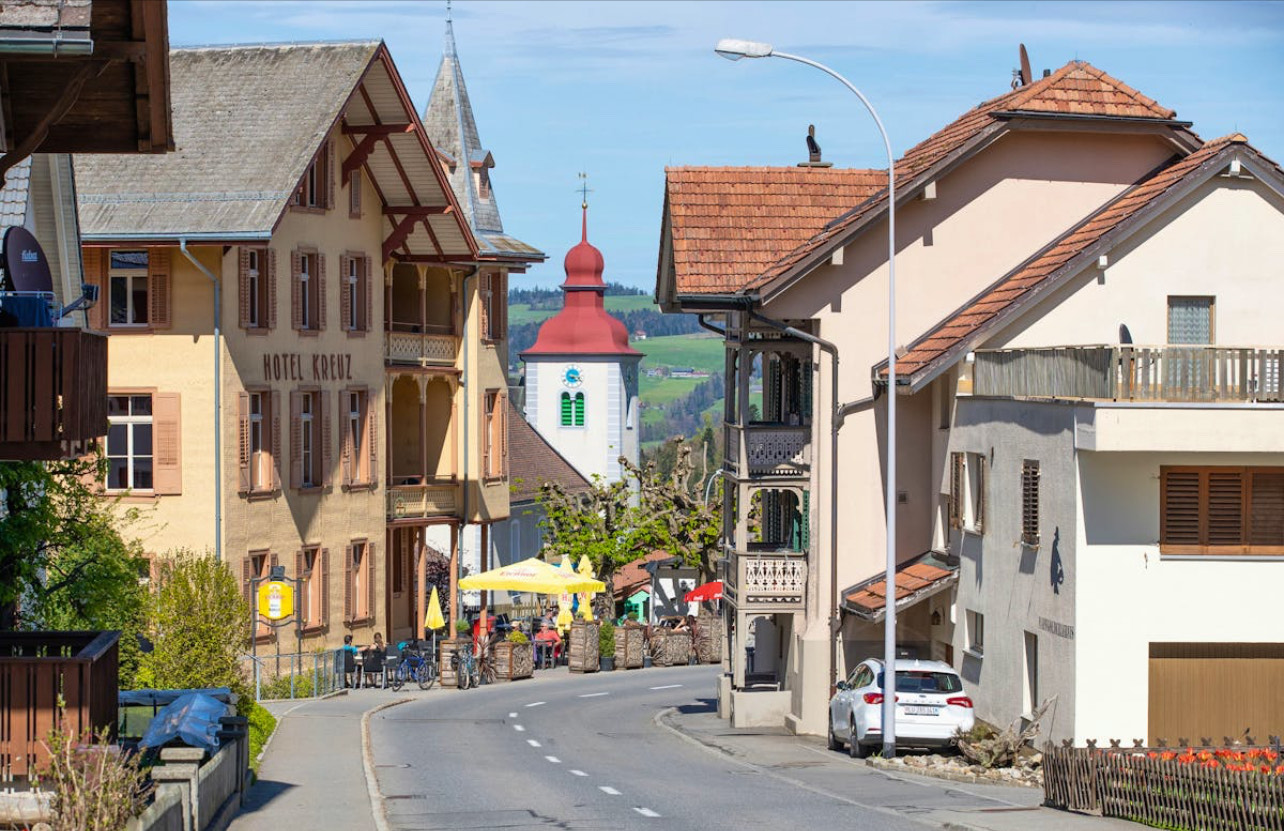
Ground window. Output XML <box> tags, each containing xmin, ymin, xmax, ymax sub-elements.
<box><xmin>1160</xmin><ymin>466</ymin><xmax>1284</xmax><ymax>555</ymax></box>
<box><xmin>239</xmin><ymin>390</ymin><xmax>279</xmax><ymax>494</ymax></box>
<box><xmin>109</xmin><ymin>250</ymin><xmax>149</xmax><ymax>326</ymax></box>
<box><xmin>242</xmin><ymin>551</ymin><xmax>276</xmax><ymax>640</ymax></box>
<box><xmin>479</xmin><ymin>271</ymin><xmax>506</xmax><ymax>341</ymax></box>
<box><xmin>292</xmin><ymin>140</ymin><xmax>332</xmax><ymax>210</ymax></box>
<box><xmin>483</xmin><ymin>389</ymin><xmax>507</xmax><ymax>480</ymax></box>
<box><xmin>297</xmin><ymin>546</ymin><xmax>328</xmax><ymax>631</ymax></box>
<box><xmin>965</xmin><ymin>610</ymin><xmax>984</xmax><ymax>656</ymax></box>
<box><xmin>1022</xmin><ymin>631</ymin><xmax>1039</xmax><ymax>716</ymax></box>
<box><xmin>341</xmin><ymin>389</ymin><xmax>374</xmax><ymax>487</ymax></box>
<box><xmin>291</xmin><ymin>390</ymin><xmax>326</xmax><ymax>490</ymax></box>
<box><xmin>1167</xmin><ymin>296</ymin><xmax>1214</xmax><ymax>344</ymax></box>
<box><xmin>339</xmin><ymin>253</ymin><xmax>369</xmax><ymax>334</ymax></box>
<box><xmin>1021</xmin><ymin>460</ymin><xmax>1041</xmax><ymax>546</ymax></box>
<box><xmin>239</xmin><ymin>247</ymin><xmax>276</xmax><ymax>330</ymax></box>
<box><xmin>573</xmin><ymin>392</ymin><xmax>585</xmax><ymax>427</ymax></box>
<box><xmin>106</xmin><ymin>394</ymin><xmax>153</xmax><ymax>490</ymax></box>
<box><xmin>349</xmin><ymin>168</ymin><xmax>362</xmax><ymax>218</ymax></box>
<box><xmin>292</xmin><ymin>249</ymin><xmax>325</xmax><ymax>332</ymax></box>
<box><xmin>950</xmin><ymin>452</ymin><xmax>986</xmax><ymax>533</ymax></box>
<box><xmin>345</xmin><ymin>540</ymin><xmax>374</xmax><ymax>624</ymax></box>
<box><xmin>560</xmin><ymin>392</ymin><xmax>573</xmax><ymax>426</ymax></box>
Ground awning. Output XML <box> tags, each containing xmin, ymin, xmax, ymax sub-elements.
<box><xmin>840</xmin><ymin>551</ymin><xmax>958</xmax><ymax>622</ymax></box>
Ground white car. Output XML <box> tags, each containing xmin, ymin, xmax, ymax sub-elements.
<box><xmin>827</xmin><ymin>658</ymin><xmax>974</xmax><ymax>757</ymax></box>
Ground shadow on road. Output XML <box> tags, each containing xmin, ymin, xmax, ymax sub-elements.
<box><xmin>675</xmin><ymin>697</ymin><xmax>717</xmax><ymax>715</ymax></box>
<box><xmin>236</xmin><ymin>779</ymin><xmax>296</xmax><ymax>815</ymax></box>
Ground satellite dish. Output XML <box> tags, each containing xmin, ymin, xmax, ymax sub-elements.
<box><xmin>1119</xmin><ymin>324</ymin><xmax>1133</xmax><ymax>345</ymax></box>
<box><xmin>2</xmin><ymin>226</ymin><xmax>53</xmax><ymax>294</ymax></box>
<box><xmin>1019</xmin><ymin>44</ymin><xmax>1033</xmax><ymax>87</ymax></box>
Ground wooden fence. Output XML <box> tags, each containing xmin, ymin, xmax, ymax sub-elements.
<box><xmin>0</xmin><ymin>631</ymin><xmax>119</xmax><ymax>780</ymax></box>
<box><xmin>1044</xmin><ymin>745</ymin><xmax>1284</xmax><ymax>831</ymax></box>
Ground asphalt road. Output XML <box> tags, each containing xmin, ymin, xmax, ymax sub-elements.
<box><xmin>367</xmin><ymin>664</ymin><xmax>1036</xmax><ymax>831</ymax></box>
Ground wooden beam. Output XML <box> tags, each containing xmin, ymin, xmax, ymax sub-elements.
<box><xmin>383</xmin><ymin>215</ymin><xmax>419</xmax><ymax>262</ymax></box>
<box><xmin>382</xmin><ymin>135</ymin><xmax>420</xmax><ymax>207</ymax></box>
<box><xmin>342</xmin><ymin>123</ymin><xmax>415</xmax><ymax>136</ymax></box>
<box><xmin>382</xmin><ymin>206</ymin><xmax>452</xmax><ymax>216</ymax></box>
<box><xmin>0</xmin><ymin>60</ymin><xmax>107</xmax><ymax>180</ymax></box>
<box><xmin>420</xmin><ymin>218</ymin><xmax>446</xmax><ymax>259</ymax></box>
<box><xmin>342</xmin><ymin>131</ymin><xmax>380</xmax><ymax>186</ymax></box>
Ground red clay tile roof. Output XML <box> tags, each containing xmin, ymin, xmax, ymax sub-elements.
<box><xmin>841</xmin><ymin>556</ymin><xmax>957</xmax><ymax>620</ymax></box>
<box><xmin>507</xmin><ymin>400</ymin><xmax>591</xmax><ymax>503</ymax></box>
<box><xmin>889</xmin><ymin>135</ymin><xmax>1255</xmax><ymax>381</ymax></box>
<box><xmin>664</xmin><ymin>61</ymin><xmax>1184</xmax><ymax>298</ymax></box>
<box><xmin>612</xmin><ymin>550</ymin><xmax>673</xmax><ymax>599</ymax></box>
<box><xmin>666</xmin><ymin>166</ymin><xmax>886</xmax><ymax>295</ymax></box>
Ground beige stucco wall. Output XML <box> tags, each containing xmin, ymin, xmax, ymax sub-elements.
<box><xmin>757</xmin><ymin>129</ymin><xmax>1179</xmax><ymax>735</ymax></box>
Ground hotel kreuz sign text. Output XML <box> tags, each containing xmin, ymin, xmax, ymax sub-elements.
<box><xmin>263</xmin><ymin>352</ymin><xmax>354</xmax><ymax>384</ymax></box>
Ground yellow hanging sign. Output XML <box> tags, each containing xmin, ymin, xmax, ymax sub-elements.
<box><xmin>257</xmin><ymin>580</ymin><xmax>295</xmax><ymax>622</ymax></box>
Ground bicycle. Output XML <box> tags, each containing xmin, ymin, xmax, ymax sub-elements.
<box><xmin>451</xmin><ymin>643</ymin><xmax>480</xmax><ymax>690</ymax></box>
<box><xmin>388</xmin><ymin>642</ymin><xmax>437</xmax><ymax>691</ymax></box>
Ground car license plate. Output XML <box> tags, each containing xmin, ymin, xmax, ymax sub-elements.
<box><xmin>903</xmin><ymin>705</ymin><xmax>938</xmax><ymax>716</ymax></box>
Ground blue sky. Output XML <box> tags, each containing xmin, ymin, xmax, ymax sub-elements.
<box><xmin>171</xmin><ymin>1</ymin><xmax>1284</xmax><ymax>290</ymax></box>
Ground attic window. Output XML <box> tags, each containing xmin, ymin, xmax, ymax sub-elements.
<box><xmin>293</xmin><ymin>141</ymin><xmax>334</xmax><ymax>210</ymax></box>
<box><xmin>474</xmin><ymin>168</ymin><xmax>490</xmax><ymax>201</ymax></box>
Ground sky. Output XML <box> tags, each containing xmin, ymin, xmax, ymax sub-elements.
<box><xmin>169</xmin><ymin>1</ymin><xmax>1284</xmax><ymax>290</ymax></box>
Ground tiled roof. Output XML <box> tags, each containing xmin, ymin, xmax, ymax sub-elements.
<box><xmin>891</xmin><ymin>134</ymin><xmax>1253</xmax><ymax>380</ymax></box>
<box><xmin>0</xmin><ymin>157</ymin><xmax>31</xmax><ymax>231</ymax></box>
<box><xmin>665</xmin><ymin>61</ymin><xmax>1183</xmax><ymax>298</ymax></box>
<box><xmin>754</xmin><ymin>61</ymin><xmax>1181</xmax><ymax>290</ymax></box>
<box><xmin>666</xmin><ymin>166</ymin><xmax>886</xmax><ymax>294</ymax></box>
<box><xmin>612</xmin><ymin>551</ymin><xmax>672</xmax><ymax>599</ymax></box>
<box><xmin>507</xmin><ymin>400</ymin><xmax>590</xmax><ymax>504</ymax></box>
<box><xmin>840</xmin><ymin>552</ymin><xmax>957</xmax><ymax>621</ymax></box>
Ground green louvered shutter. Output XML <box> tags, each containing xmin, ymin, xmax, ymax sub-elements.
<box><xmin>574</xmin><ymin>393</ymin><xmax>585</xmax><ymax>426</ymax></box>
<box><xmin>561</xmin><ymin>393</ymin><xmax>572</xmax><ymax>426</ymax></box>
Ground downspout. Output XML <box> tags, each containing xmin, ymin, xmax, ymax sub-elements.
<box><xmin>748</xmin><ymin>310</ymin><xmax>847</xmax><ymax>699</ymax></box>
<box><xmin>179</xmin><ymin>239</ymin><xmax>221</xmax><ymax>561</ymax></box>
<box><xmin>457</xmin><ymin>265</ymin><xmax>479</xmax><ymax>629</ymax></box>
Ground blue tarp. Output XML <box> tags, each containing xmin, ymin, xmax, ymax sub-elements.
<box><xmin>138</xmin><ymin>692</ymin><xmax>234</xmax><ymax>751</ymax></box>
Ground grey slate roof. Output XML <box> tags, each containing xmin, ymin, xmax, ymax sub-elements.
<box><xmin>74</xmin><ymin>41</ymin><xmax>381</xmax><ymax>239</ymax></box>
<box><xmin>0</xmin><ymin>0</ymin><xmax>92</xmax><ymax>51</ymax></box>
<box><xmin>507</xmin><ymin>400</ymin><xmax>589</xmax><ymax>504</ymax></box>
<box><xmin>422</xmin><ymin>21</ymin><xmax>543</xmax><ymax>263</ymax></box>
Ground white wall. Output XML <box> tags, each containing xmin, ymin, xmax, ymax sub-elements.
<box><xmin>524</xmin><ymin>357</ymin><xmax>638</xmax><ymax>485</ymax></box>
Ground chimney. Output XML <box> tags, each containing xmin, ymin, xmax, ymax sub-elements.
<box><xmin>798</xmin><ymin>124</ymin><xmax>833</xmax><ymax>169</ymax></box>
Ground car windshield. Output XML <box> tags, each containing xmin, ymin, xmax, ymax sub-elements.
<box><xmin>876</xmin><ymin>670</ymin><xmax>964</xmax><ymax>694</ymax></box>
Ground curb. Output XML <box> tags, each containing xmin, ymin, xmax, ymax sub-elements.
<box><xmin>361</xmin><ymin>696</ymin><xmax>415</xmax><ymax>831</ymax></box>
<box><xmin>863</xmin><ymin>756</ymin><xmax>1041</xmax><ymax>790</ymax></box>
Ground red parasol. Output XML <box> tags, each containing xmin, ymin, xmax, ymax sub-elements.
<box><xmin>684</xmin><ymin>580</ymin><xmax>724</xmax><ymax>602</ymax></box>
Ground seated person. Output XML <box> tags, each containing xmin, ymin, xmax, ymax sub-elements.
<box><xmin>362</xmin><ymin>633</ymin><xmax>386</xmax><ymax>688</ymax></box>
<box><xmin>534</xmin><ymin>622</ymin><xmax>562</xmax><ymax>664</ymax></box>
<box><xmin>342</xmin><ymin>634</ymin><xmax>360</xmax><ymax>688</ymax></box>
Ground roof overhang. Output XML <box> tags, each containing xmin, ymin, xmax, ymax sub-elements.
<box><xmin>840</xmin><ymin>552</ymin><xmax>958</xmax><ymax>622</ymax></box>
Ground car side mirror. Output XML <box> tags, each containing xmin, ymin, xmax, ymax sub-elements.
<box><xmin>835</xmin><ymin>681</ymin><xmax>849</xmax><ymax>692</ymax></box>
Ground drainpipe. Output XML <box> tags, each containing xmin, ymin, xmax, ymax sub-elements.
<box><xmin>748</xmin><ymin>310</ymin><xmax>849</xmax><ymax>700</ymax></box>
<box><xmin>457</xmin><ymin>265</ymin><xmax>479</xmax><ymax>629</ymax></box>
<box><xmin>179</xmin><ymin>239</ymin><xmax>221</xmax><ymax>561</ymax></box>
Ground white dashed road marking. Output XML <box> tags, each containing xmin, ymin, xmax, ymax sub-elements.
<box><xmin>569</xmin><ymin>770</ymin><xmax>588</xmax><ymax>777</ymax></box>
<box><xmin>599</xmin><ymin>786</ymin><xmax>621</xmax><ymax>796</ymax></box>
<box><xmin>634</xmin><ymin>808</ymin><xmax>661</xmax><ymax>818</ymax></box>
<box><xmin>544</xmin><ymin>756</ymin><xmax>561</xmax><ymax>764</ymax></box>
<box><xmin>649</xmin><ymin>684</ymin><xmax>683</xmax><ymax>690</ymax></box>
<box><xmin>578</xmin><ymin>692</ymin><xmax>609</xmax><ymax>698</ymax></box>
<box><xmin>508</xmin><ymin>712</ymin><xmax>518</xmax><ymax>718</ymax></box>
<box><xmin>527</xmin><ymin>739</ymin><xmax>541</xmax><ymax>748</ymax></box>
<box><xmin>525</xmin><ymin>701</ymin><xmax>546</xmax><ymax>708</ymax></box>
<box><xmin>514</xmin><ymin>725</ymin><xmax>525</xmax><ymax>732</ymax></box>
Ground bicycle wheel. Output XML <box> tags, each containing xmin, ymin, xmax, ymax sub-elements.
<box><xmin>458</xmin><ymin>661</ymin><xmax>472</xmax><ymax>690</ymax></box>
<box><xmin>416</xmin><ymin>659</ymin><xmax>436</xmax><ymax>690</ymax></box>
<box><xmin>388</xmin><ymin>663</ymin><xmax>406</xmax><ymax>692</ymax></box>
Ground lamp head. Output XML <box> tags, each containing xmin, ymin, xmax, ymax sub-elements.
<box><xmin>714</xmin><ymin>38</ymin><xmax>773</xmax><ymax>61</ymax></box>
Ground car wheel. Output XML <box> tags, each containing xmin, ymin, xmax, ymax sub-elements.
<box><xmin>848</xmin><ymin>720</ymin><xmax>868</xmax><ymax>759</ymax></box>
<box><xmin>827</xmin><ymin>718</ymin><xmax>843</xmax><ymax>751</ymax></box>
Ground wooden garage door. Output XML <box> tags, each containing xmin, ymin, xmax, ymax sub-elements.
<box><xmin>1149</xmin><ymin>643</ymin><xmax>1284</xmax><ymax>744</ymax></box>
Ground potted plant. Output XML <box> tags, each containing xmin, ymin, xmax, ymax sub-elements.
<box><xmin>493</xmin><ymin>630</ymin><xmax>533</xmax><ymax>681</ymax></box>
<box><xmin>599</xmin><ymin>621</ymin><xmax>616</xmax><ymax>672</ymax></box>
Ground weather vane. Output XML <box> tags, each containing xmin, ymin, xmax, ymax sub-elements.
<box><xmin>577</xmin><ymin>171</ymin><xmax>593</xmax><ymax>208</ymax></box>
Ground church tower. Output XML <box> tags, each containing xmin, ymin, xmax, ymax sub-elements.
<box><xmin>521</xmin><ymin>204</ymin><xmax>641</xmax><ymax>485</ymax></box>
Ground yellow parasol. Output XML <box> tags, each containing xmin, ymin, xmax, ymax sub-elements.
<box><xmin>576</xmin><ymin>556</ymin><xmax>596</xmax><ymax>621</ymax></box>
<box><xmin>424</xmin><ymin>586</ymin><xmax>446</xmax><ymax>631</ymax></box>
<box><xmin>556</xmin><ymin>556</ymin><xmax>576</xmax><ymax>633</ymax></box>
<box><xmin>458</xmin><ymin>557</ymin><xmax>605</xmax><ymax>594</ymax></box>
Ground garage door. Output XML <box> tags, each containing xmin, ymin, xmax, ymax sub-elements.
<box><xmin>1149</xmin><ymin>643</ymin><xmax>1284</xmax><ymax>745</ymax></box>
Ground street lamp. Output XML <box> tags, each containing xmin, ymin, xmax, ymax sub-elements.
<box><xmin>715</xmin><ymin>38</ymin><xmax>899</xmax><ymax>758</ymax></box>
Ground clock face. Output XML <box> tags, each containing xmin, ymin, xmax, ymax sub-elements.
<box><xmin>563</xmin><ymin>365</ymin><xmax>583</xmax><ymax>388</ymax></box>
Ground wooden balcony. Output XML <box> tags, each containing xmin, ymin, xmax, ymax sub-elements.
<box><xmin>724</xmin><ymin>547</ymin><xmax>807</xmax><ymax>612</ymax></box>
<box><xmin>387</xmin><ymin>479</ymin><xmax>459</xmax><ymax>521</ymax></box>
<box><xmin>385</xmin><ymin>330</ymin><xmax>458</xmax><ymax>368</ymax></box>
<box><xmin>973</xmin><ymin>345</ymin><xmax>1284</xmax><ymax>403</ymax></box>
<box><xmin>724</xmin><ymin>423</ymin><xmax>811</xmax><ymax>479</ymax></box>
<box><xmin>0</xmin><ymin>327</ymin><xmax>107</xmax><ymax>460</ymax></box>
<box><xmin>0</xmin><ymin>631</ymin><xmax>119</xmax><ymax>780</ymax></box>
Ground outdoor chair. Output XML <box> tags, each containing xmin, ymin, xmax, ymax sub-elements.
<box><xmin>343</xmin><ymin>650</ymin><xmax>357</xmax><ymax>688</ymax></box>
<box><xmin>362</xmin><ymin>648</ymin><xmax>385</xmax><ymax>688</ymax></box>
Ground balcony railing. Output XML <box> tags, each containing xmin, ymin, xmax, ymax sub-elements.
<box><xmin>973</xmin><ymin>345</ymin><xmax>1284</xmax><ymax>403</ymax></box>
<box><xmin>386</xmin><ymin>331</ymin><xmax>458</xmax><ymax>367</ymax></box>
<box><xmin>387</xmin><ymin>480</ymin><xmax>459</xmax><ymax>520</ymax></box>
<box><xmin>725</xmin><ymin>423</ymin><xmax>812</xmax><ymax>478</ymax></box>
<box><xmin>725</xmin><ymin>550</ymin><xmax>806</xmax><ymax>609</ymax></box>
<box><xmin>0</xmin><ymin>328</ymin><xmax>107</xmax><ymax>460</ymax></box>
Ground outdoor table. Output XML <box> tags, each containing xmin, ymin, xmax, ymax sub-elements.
<box><xmin>535</xmin><ymin>641</ymin><xmax>557</xmax><ymax>669</ymax></box>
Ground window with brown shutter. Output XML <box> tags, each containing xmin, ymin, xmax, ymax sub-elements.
<box><xmin>481</xmin><ymin>271</ymin><xmax>506</xmax><ymax>341</ymax></box>
<box><xmin>83</xmin><ymin>247</ymin><xmax>107</xmax><ymax>329</ymax></box>
<box><xmin>340</xmin><ymin>252</ymin><xmax>368</xmax><ymax>335</ymax></box>
<box><xmin>152</xmin><ymin>392</ymin><xmax>182</xmax><ymax>495</ymax></box>
<box><xmin>298</xmin><ymin>546</ymin><xmax>326</xmax><ymax>632</ymax></box>
<box><xmin>292</xmin><ymin>141</ymin><xmax>331</xmax><ymax>211</ymax></box>
<box><xmin>478</xmin><ymin>272</ymin><xmax>491</xmax><ymax>338</ymax></box>
<box><xmin>483</xmin><ymin>389</ymin><xmax>498</xmax><ymax>480</ymax></box>
<box><xmin>148</xmin><ymin>248</ymin><xmax>171</xmax><ymax>329</ymax></box>
<box><xmin>968</xmin><ymin>453</ymin><xmax>986</xmax><ymax>535</ymax></box>
<box><xmin>239</xmin><ymin>247</ymin><xmax>271</xmax><ymax>331</ymax></box>
<box><xmin>345</xmin><ymin>540</ymin><xmax>372</xmax><ymax>624</ymax></box>
<box><xmin>242</xmin><ymin>388</ymin><xmax>278</xmax><ymax>495</ymax></box>
<box><xmin>292</xmin><ymin>248</ymin><xmax>322</xmax><ymax>333</ymax></box>
<box><xmin>949</xmin><ymin>452</ymin><xmax>964</xmax><ymax>529</ymax></box>
<box><xmin>107</xmin><ymin>249</ymin><xmax>151</xmax><ymax>328</ymax></box>
<box><xmin>1021</xmin><ymin>460</ymin><xmax>1040</xmax><ymax>547</ymax></box>
<box><xmin>245</xmin><ymin>551</ymin><xmax>272</xmax><ymax>640</ymax></box>
<box><xmin>320</xmin><ymin>390</ymin><xmax>333</xmax><ymax>488</ymax></box>
<box><xmin>341</xmin><ymin>388</ymin><xmax>373</xmax><ymax>487</ymax></box>
<box><xmin>349</xmin><ymin>168</ymin><xmax>363</xmax><ymax>218</ymax></box>
<box><xmin>1160</xmin><ymin>466</ymin><xmax>1284</xmax><ymax>555</ymax></box>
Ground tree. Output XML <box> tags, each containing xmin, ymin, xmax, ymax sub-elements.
<box><xmin>145</xmin><ymin>551</ymin><xmax>250</xmax><ymax>704</ymax></box>
<box><xmin>626</xmin><ymin>437</ymin><xmax>722</xmax><ymax>581</ymax></box>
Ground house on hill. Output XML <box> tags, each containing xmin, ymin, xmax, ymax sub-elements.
<box><xmin>658</xmin><ymin>59</ymin><xmax>1284</xmax><ymax>745</ymax></box>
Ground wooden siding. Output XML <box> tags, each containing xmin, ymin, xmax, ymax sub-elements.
<box><xmin>1148</xmin><ymin>643</ymin><xmax>1284</xmax><ymax>745</ymax></box>
<box><xmin>0</xmin><ymin>328</ymin><xmax>107</xmax><ymax>460</ymax></box>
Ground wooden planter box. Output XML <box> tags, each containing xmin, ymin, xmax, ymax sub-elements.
<box><xmin>615</xmin><ymin>624</ymin><xmax>645</xmax><ymax>668</ymax></box>
<box><xmin>438</xmin><ymin>638</ymin><xmax>466</xmax><ymax>687</ymax></box>
<box><xmin>568</xmin><ymin>621</ymin><xmax>599</xmax><ymax>673</ymax></box>
<box><xmin>492</xmin><ymin>641</ymin><xmax>534</xmax><ymax>681</ymax></box>
<box><xmin>651</xmin><ymin>630</ymin><xmax>692</xmax><ymax>667</ymax></box>
<box><xmin>696</xmin><ymin>615</ymin><xmax>723</xmax><ymax>664</ymax></box>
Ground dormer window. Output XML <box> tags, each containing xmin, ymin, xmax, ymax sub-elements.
<box><xmin>474</xmin><ymin>167</ymin><xmax>490</xmax><ymax>201</ymax></box>
<box><xmin>293</xmin><ymin>141</ymin><xmax>333</xmax><ymax>210</ymax></box>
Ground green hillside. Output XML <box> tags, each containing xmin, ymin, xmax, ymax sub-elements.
<box><xmin>509</xmin><ymin>294</ymin><xmax>658</xmax><ymax>327</ymax></box>
<box><xmin>635</xmin><ymin>334</ymin><xmax>723</xmax><ymax>373</ymax></box>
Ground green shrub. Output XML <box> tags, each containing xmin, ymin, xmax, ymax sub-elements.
<box><xmin>455</xmin><ymin>619</ymin><xmax>471</xmax><ymax>636</ymax></box>
<box><xmin>599</xmin><ymin>620</ymin><xmax>616</xmax><ymax>655</ymax></box>
<box><xmin>506</xmin><ymin>630</ymin><xmax>529</xmax><ymax>645</ymax></box>
<box><xmin>246</xmin><ymin>702</ymin><xmax>277</xmax><ymax>773</ymax></box>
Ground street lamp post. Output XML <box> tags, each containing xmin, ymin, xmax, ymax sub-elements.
<box><xmin>715</xmin><ymin>38</ymin><xmax>899</xmax><ymax>758</ymax></box>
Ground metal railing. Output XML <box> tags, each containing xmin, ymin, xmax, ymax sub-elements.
<box><xmin>973</xmin><ymin>344</ymin><xmax>1284</xmax><ymax>403</ymax></box>
<box><xmin>240</xmin><ymin>650</ymin><xmax>344</xmax><ymax>702</ymax></box>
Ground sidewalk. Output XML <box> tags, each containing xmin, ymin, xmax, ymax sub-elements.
<box><xmin>661</xmin><ymin>705</ymin><xmax>1139</xmax><ymax>831</ymax></box>
<box><xmin>226</xmin><ymin>690</ymin><xmax>418</xmax><ymax>831</ymax></box>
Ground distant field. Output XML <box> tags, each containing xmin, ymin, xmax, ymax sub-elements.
<box><xmin>640</xmin><ymin>375</ymin><xmax>704</xmax><ymax>405</ymax></box>
<box><xmin>636</xmin><ymin>334</ymin><xmax>723</xmax><ymax>373</ymax></box>
<box><xmin>509</xmin><ymin>294</ymin><xmax>657</xmax><ymax>327</ymax></box>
